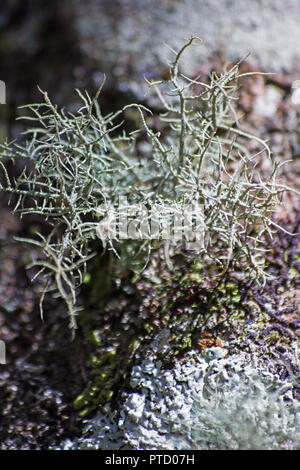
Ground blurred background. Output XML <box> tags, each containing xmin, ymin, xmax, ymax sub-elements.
<box><xmin>1</xmin><ymin>0</ymin><xmax>300</xmax><ymax>138</ymax></box>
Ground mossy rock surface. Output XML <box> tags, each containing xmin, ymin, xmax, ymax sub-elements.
<box><xmin>74</xmin><ymin>216</ymin><xmax>300</xmax><ymax>417</ymax></box>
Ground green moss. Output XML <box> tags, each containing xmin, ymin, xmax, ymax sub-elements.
<box><xmin>265</xmin><ymin>330</ymin><xmax>281</xmax><ymax>346</ymax></box>
<box><xmin>73</xmin><ymin>344</ymin><xmax>120</xmax><ymax>416</ymax></box>
<box><xmin>193</xmin><ymin>263</ymin><xmax>203</xmax><ymax>271</ymax></box>
<box><xmin>289</xmin><ymin>266</ymin><xmax>300</xmax><ymax>279</ymax></box>
<box><xmin>83</xmin><ymin>273</ymin><xmax>91</xmax><ymax>284</ymax></box>
<box><xmin>189</xmin><ymin>273</ymin><xmax>202</xmax><ymax>284</ymax></box>
<box><xmin>73</xmin><ymin>250</ymin><xmax>296</xmax><ymax>418</ymax></box>
<box><xmin>73</xmin><ymin>271</ymin><xmax>147</xmax><ymax>418</ymax></box>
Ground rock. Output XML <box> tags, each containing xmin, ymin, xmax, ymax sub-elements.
<box><xmin>54</xmin><ymin>347</ymin><xmax>300</xmax><ymax>450</ymax></box>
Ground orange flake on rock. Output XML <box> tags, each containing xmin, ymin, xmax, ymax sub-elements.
<box><xmin>196</xmin><ymin>332</ymin><xmax>223</xmax><ymax>351</ymax></box>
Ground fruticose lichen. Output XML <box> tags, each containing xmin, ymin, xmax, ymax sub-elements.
<box><xmin>0</xmin><ymin>37</ymin><xmax>296</xmax><ymax>329</ymax></box>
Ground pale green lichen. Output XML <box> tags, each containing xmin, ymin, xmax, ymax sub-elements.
<box><xmin>0</xmin><ymin>37</ymin><xmax>295</xmax><ymax>330</ymax></box>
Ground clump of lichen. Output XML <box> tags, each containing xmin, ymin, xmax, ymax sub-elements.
<box><xmin>0</xmin><ymin>37</ymin><xmax>295</xmax><ymax>331</ymax></box>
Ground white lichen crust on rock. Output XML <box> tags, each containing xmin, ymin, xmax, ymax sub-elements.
<box><xmin>55</xmin><ymin>347</ymin><xmax>300</xmax><ymax>450</ymax></box>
